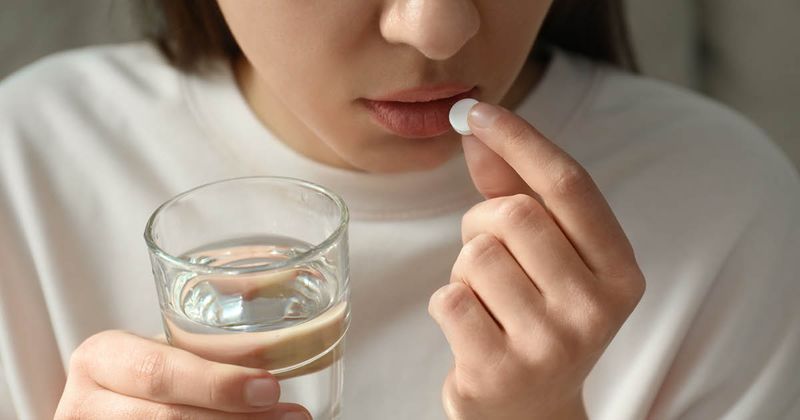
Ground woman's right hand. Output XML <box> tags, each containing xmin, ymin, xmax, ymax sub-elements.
<box><xmin>55</xmin><ymin>330</ymin><xmax>311</xmax><ymax>420</ymax></box>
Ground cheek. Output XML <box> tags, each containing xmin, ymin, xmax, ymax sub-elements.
<box><xmin>269</xmin><ymin>64</ymin><xmax>372</xmax><ymax>158</ymax></box>
<box><xmin>220</xmin><ymin>2</ymin><xmax>342</xmax><ymax>85</ymax></box>
<box><xmin>474</xmin><ymin>1</ymin><xmax>551</xmax><ymax>98</ymax></box>
<box><xmin>219</xmin><ymin>2</ymin><xmax>360</xmax><ymax>124</ymax></box>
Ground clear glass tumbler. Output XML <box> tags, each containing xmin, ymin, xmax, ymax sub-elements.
<box><xmin>144</xmin><ymin>176</ymin><xmax>350</xmax><ymax>419</ymax></box>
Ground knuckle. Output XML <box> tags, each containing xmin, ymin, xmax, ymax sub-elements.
<box><xmin>446</xmin><ymin>369</ymin><xmax>480</xmax><ymax>404</ymax></box>
<box><xmin>461</xmin><ymin>233</ymin><xmax>503</xmax><ymax>267</ymax></box>
<box><xmin>619</xmin><ymin>274</ymin><xmax>646</xmax><ymax>311</ymax></box>
<box><xmin>136</xmin><ymin>349</ymin><xmax>171</xmax><ymax>399</ymax></box>
<box><xmin>430</xmin><ymin>283</ymin><xmax>473</xmax><ymax>320</ymax></box>
<box><xmin>495</xmin><ymin>194</ymin><xmax>544</xmax><ymax>229</ymax></box>
<box><xmin>627</xmin><ymin>270</ymin><xmax>647</xmax><ymax>303</ymax></box>
<box><xmin>546</xmin><ymin>161</ymin><xmax>593</xmax><ymax>197</ymax></box>
<box><xmin>441</xmin><ymin>375</ymin><xmax>465</xmax><ymax>418</ymax></box>
<box><xmin>460</xmin><ymin>202</ymin><xmax>483</xmax><ymax>240</ymax></box>
<box><xmin>67</xmin><ymin>348</ymin><xmax>85</xmax><ymax>376</ymax></box>
<box><xmin>606</xmin><ymin>267</ymin><xmax>647</xmax><ymax>311</ymax></box>
<box><xmin>72</xmin><ymin>336</ymin><xmax>98</xmax><ymax>368</ymax></box>
<box><xmin>453</xmin><ymin>378</ymin><xmax>482</xmax><ymax>403</ymax></box>
<box><xmin>460</xmin><ymin>207</ymin><xmax>474</xmax><ymax>231</ymax></box>
<box><xmin>601</xmin><ymin>263</ymin><xmax>638</xmax><ymax>282</ymax></box>
<box><xmin>70</xmin><ymin>330</ymin><xmax>120</xmax><ymax>373</ymax></box>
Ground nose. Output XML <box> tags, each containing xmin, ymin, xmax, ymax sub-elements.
<box><xmin>380</xmin><ymin>0</ymin><xmax>480</xmax><ymax>61</ymax></box>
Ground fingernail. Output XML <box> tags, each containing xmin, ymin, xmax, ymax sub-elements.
<box><xmin>468</xmin><ymin>102</ymin><xmax>502</xmax><ymax>129</ymax></box>
<box><xmin>281</xmin><ymin>412</ymin><xmax>311</xmax><ymax>420</ymax></box>
<box><xmin>244</xmin><ymin>378</ymin><xmax>279</xmax><ymax>407</ymax></box>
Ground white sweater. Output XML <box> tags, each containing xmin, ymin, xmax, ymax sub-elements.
<box><xmin>1</xmin><ymin>42</ymin><xmax>798</xmax><ymax>420</ymax></box>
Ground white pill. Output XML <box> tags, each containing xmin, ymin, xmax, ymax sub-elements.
<box><xmin>449</xmin><ymin>98</ymin><xmax>479</xmax><ymax>136</ymax></box>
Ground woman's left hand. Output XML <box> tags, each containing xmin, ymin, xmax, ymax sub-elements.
<box><xmin>429</xmin><ymin>102</ymin><xmax>646</xmax><ymax>420</ymax></box>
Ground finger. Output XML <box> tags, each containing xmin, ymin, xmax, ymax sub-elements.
<box><xmin>462</xmin><ymin>134</ymin><xmax>536</xmax><ymax>199</ymax></box>
<box><xmin>428</xmin><ymin>282</ymin><xmax>506</xmax><ymax>366</ymax></box>
<box><xmin>451</xmin><ymin>233</ymin><xmax>543</xmax><ymax>333</ymax></box>
<box><xmin>467</xmin><ymin>102</ymin><xmax>637</xmax><ymax>279</ymax></box>
<box><xmin>462</xmin><ymin>194</ymin><xmax>594</xmax><ymax>298</ymax></box>
<box><xmin>76</xmin><ymin>330</ymin><xmax>280</xmax><ymax>413</ymax></box>
<box><xmin>83</xmin><ymin>388</ymin><xmax>309</xmax><ymax>420</ymax></box>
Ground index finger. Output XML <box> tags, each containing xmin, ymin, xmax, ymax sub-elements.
<box><xmin>74</xmin><ymin>330</ymin><xmax>281</xmax><ymax>413</ymax></box>
<box><xmin>465</xmin><ymin>101</ymin><xmax>637</xmax><ymax>278</ymax></box>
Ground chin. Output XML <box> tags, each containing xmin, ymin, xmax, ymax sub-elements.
<box><xmin>348</xmin><ymin>134</ymin><xmax>463</xmax><ymax>173</ymax></box>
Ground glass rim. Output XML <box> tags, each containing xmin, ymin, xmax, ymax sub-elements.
<box><xmin>143</xmin><ymin>175</ymin><xmax>349</xmax><ymax>275</ymax></box>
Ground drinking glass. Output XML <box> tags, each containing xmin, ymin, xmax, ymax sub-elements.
<box><xmin>144</xmin><ymin>176</ymin><xmax>350</xmax><ymax>419</ymax></box>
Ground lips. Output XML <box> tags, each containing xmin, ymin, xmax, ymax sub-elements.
<box><xmin>361</xmin><ymin>86</ymin><xmax>479</xmax><ymax>138</ymax></box>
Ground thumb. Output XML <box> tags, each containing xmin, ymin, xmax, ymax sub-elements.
<box><xmin>462</xmin><ymin>134</ymin><xmax>533</xmax><ymax>199</ymax></box>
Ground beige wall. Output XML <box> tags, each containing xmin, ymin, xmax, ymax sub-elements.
<box><xmin>627</xmin><ymin>0</ymin><xmax>800</xmax><ymax>171</ymax></box>
<box><xmin>2</xmin><ymin>1</ymin><xmax>798</xmax><ymax>170</ymax></box>
<box><xmin>0</xmin><ymin>1</ymin><xmax>139</xmax><ymax>77</ymax></box>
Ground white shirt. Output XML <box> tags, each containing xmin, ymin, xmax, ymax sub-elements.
<box><xmin>1</xmin><ymin>42</ymin><xmax>798</xmax><ymax>420</ymax></box>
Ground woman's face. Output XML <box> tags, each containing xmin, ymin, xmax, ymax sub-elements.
<box><xmin>217</xmin><ymin>0</ymin><xmax>552</xmax><ymax>172</ymax></box>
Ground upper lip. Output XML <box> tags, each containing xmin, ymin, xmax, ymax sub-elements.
<box><xmin>367</xmin><ymin>83</ymin><xmax>475</xmax><ymax>103</ymax></box>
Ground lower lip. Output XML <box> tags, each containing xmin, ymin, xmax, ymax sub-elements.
<box><xmin>361</xmin><ymin>87</ymin><xmax>479</xmax><ymax>139</ymax></box>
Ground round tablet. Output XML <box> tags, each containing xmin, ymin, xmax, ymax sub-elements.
<box><xmin>449</xmin><ymin>98</ymin><xmax>479</xmax><ymax>135</ymax></box>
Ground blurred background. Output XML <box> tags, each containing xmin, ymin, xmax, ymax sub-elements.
<box><xmin>2</xmin><ymin>0</ymin><xmax>798</xmax><ymax>169</ymax></box>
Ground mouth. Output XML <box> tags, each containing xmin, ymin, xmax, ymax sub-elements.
<box><xmin>360</xmin><ymin>86</ymin><xmax>479</xmax><ymax>139</ymax></box>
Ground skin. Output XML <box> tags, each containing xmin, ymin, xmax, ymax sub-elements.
<box><xmin>58</xmin><ymin>1</ymin><xmax>645</xmax><ymax>419</ymax></box>
<box><xmin>218</xmin><ymin>1</ymin><xmax>645</xmax><ymax>418</ymax></box>
<box><xmin>431</xmin><ymin>104</ymin><xmax>645</xmax><ymax>419</ymax></box>
<box><xmin>55</xmin><ymin>331</ymin><xmax>309</xmax><ymax>419</ymax></box>
<box><xmin>219</xmin><ymin>0</ymin><xmax>552</xmax><ymax>172</ymax></box>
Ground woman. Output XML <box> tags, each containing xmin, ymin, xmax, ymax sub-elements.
<box><xmin>0</xmin><ymin>0</ymin><xmax>798</xmax><ymax>419</ymax></box>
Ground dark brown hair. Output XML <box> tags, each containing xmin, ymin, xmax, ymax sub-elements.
<box><xmin>139</xmin><ymin>0</ymin><xmax>638</xmax><ymax>74</ymax></box>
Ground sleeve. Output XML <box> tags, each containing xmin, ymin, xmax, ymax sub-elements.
<box><xmin>647</xmin><ymin>150</ymin><xmax>800</xmax><ymax>419</ymax></box>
